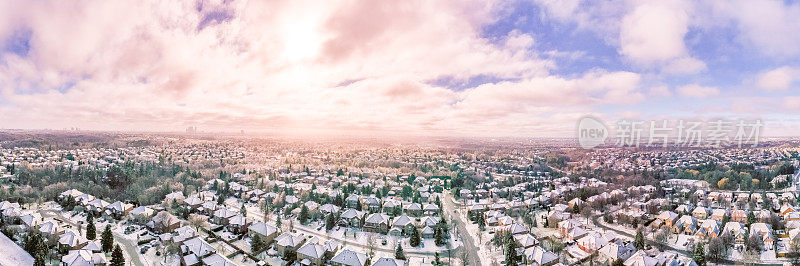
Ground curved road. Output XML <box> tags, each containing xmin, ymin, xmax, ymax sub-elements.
<box><xmin>443</xmin><ymin>192</ymin><xmax>482</xmax><ymax>266</ymax></box>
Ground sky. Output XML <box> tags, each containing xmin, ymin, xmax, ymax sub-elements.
<box><xmin>1</xmin><ymin>0</ymin><xmax>800</xmax><ymax>137</ymax></box>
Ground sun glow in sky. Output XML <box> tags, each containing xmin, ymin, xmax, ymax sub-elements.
<box><xmin>1</xmin><ymin>0</ymin><xmax>800</xmax><ymax>137</ymax></box>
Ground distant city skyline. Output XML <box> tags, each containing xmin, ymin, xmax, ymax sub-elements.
<box><xmin>1</xmin><ymin>0</ymin><xmax>800</xmax><ymax>137</ymax></box>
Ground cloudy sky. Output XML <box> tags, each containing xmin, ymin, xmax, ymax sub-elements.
<box><xmin>1</xmin><ymin>0</ymin><xmax>799</xmax><ymax>137</ymax></box>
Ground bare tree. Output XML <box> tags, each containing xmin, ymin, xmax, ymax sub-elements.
<box><xmin>366</xmin><ymin>234</ymin><xmax>377</xmax><ymax>257</ymax></box>
<box><xmin>459</xmin><ymin>249</ymin><xmax>469</xmax><ymax>266</ymax></box>
<box><xmin>188</xmin><ymin>214</ymin><xmax>207</xmax><ymax>231</ymax></box>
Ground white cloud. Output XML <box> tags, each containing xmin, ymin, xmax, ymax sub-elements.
<box><xmin>648</xmin><ymin>85</ymin><xmax>672</xmax><ymax>97</ymax></box>
<box><xmin>504</xmin><ymin>30</ymin><xmax>535</xmax><ymax>50</ymax></box>
<box><xmin>757</xmin><ymin>66</ymin><xmax>800</xmax><ymax>91</ymax></box>
<box><xmin>0</xmin><ymin>0</ymin><xmax>585</xmax><ymax>136</ymax></box>
<box><xmin>619</xmin><ymin>2</ymin><xmax>691</xmax><ymax>65</ymax></box>
<box><xmin>709</xmin><ymin>0</ymin><xmax>800</xmax><ymax>57</ymax></box>
<box><xmin>784</xmin><ymin>97</ymin><xmax>800</xmax><ymax>111</ymax></box>
<box><xmin>663</xmin><ymin>56</ymin><xmax>707</xmax><ymax>75</ymax></box>
<box><xmin>676</xmin><ymin>84</ymin><xmax>720</xmax><ymax>98</ymax></box>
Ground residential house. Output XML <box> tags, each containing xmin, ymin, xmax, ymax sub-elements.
<box><xmin>58</xmin><ymin>231</ymin><xmax>88</xmax><ymax>250</ymax></box>
<box><xmin>692</xmin><ymin>207</ymin><xmax>709</xmax><ymax>219</ymax></box>
<box><xmin>330</xmin><ymin>249</ymin><xmax>369</xmax><ymax>266</ymax></box>
<box><xmin>657</xmin><ymin>211</ymin><xmax>678</xmax><ymax>227</ymax></box>
<box><xmin>297</xmin><ymin>243</ymin><xmax>328</xmax><ymax>266</ymax></box>
<box><xmin>248</xmin><ymin>222</ymin><xmax>279</xmax><ymax>246</ymax></box>
<box><xmin>148</xmin><ymin>211</ymin><xmax>181</xmax><ymax>234</ymax></box>
<box><xmin>339</xmin><ymin>209</ymin><xmax>365</xmax><ymax>228</ymax></box>
<box><xmin>106</xmin><ymin>201</ymin><xmax>134</xmax><ymax>218</ymax></box>
<box><xmin>598</xmin><ymin>241</ymin><xmax>635</xmax><ymax>263</ymax></box>
<box><xmin>364</xmin><ymin>213</ymin><xmax>390</xmax><ymax>234</ymax></box>
<box><xmin>524</xmin><ymin>246</ymin><xmax>558</xmax><ymax>266</ymax></box>
<box><xmin>275</xmin><ymin>233</ymin><xmax>306</xmax><ymax>255</ymax></box>
<box><xmin>61</xmin><ymin>249</ymin><xmax>107</xmax><ymax>266</ymax></box>
<box><xmin>624</xmin><ymin>250</ymin><xmax>658</xmax><ymax>266</ymax></box>
<box><xmin>710</xmin><ymin>209</ymin><xmax>727</xmax><ymax>221</ymax></box>
<box><xmin>722</xmin><ymin>222</ymin><xmax>746</xmax><ymax>246</ymax></box>
<box><xmin>750</xmin><ymin>223</ymin><xmax>774</xmax><ymax>250</ymax></box>
<box><xmin>227</xmin><ymin>215</ymin><xmax>251</xmax><ymax>234</ymax></box>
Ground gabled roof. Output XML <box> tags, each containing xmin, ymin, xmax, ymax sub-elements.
<box><xmin>202</xmin><ymin>253</ymin><xmax>237</xmax><ymax>266</ymax></box>
<box><xmin>526</xmin><ymin>246</ymin><xmax>557</xmax><ymax>265</ymax></box>
<box><xmin>0</xmin><ymin>232</ymin><xmax>33</xmax><ymax>266</ymax></box>
<box><xmin>422</xmin><ymin>216</ymin><xmax>441</xmax><ymax>227</ymax></box>
<box><xmin>38</xmin><ymin>221</ymin><xmax>60</xmax><ymax>235</ymax></box>
<box><xmin>297</xmin><ymin>243</ymin><xmax>327</xmax><ymax>259</ymax></box>
<box><xmin>624</xmin><ymin>250</ymin><xmax>658</xmax><ymax>266</ymax></box>
<box><xmin>107</xmin><ymin>201</ymin><xmax>132</xmax><ymax>212</ymax></box>
<box><xmin>514</xmin><ymin>233</ymin><xmax>539</xmax><ymax>247</ymax></box>
<box><xmin>599</xmin><ymin>242</ymin><xmax>633</xmax><ymax>260</ymax></box>
<box><xmin>372</xmin><ymin>258</ymin><xmax>405</xmax><ymax>266</ymax></box>
<box><xmin>229</xmin><ymin>215</ymin><xmax>250</xmax><ymax>226</ymax></box>
<box><xmin>405</xmin><ymin>203</ymin><xmax>422</xmax><ymax>211</ymax></box>
<box><xmin>184</xmin><ymin>197</ymin><xmax>203</xmax><ymax>206</ymax></box>
<box><xmin>183</xmin><ymin>237</ymin><xmax>216</xmax><ymax>257</ymax></box>
<box><xmin>83</xmin><ymin>241</ymin><xmax>102</xmax><ymax>252</ymax></box>
<box><xmin>423</xmin><ymin>203</ymin><xmax>439</xmax><ymax>211</ymax></box>
<box><xmin>341</xmin><ymin>209</ymin><xmax>365</xmax><ymax>219</ymax></box>
<box><xmin>59</xmin><ymin>231</ymin><xmax>87</xmax><ymax>247</ymax></box>
<box><xmin>392</xmin><ymin>215</ymin><xmax>412</xmax><ymax>227</ymax></box>
<box><xmin>213</xmin><ymin>208</ymin><xmax>237</xmax><ymax>219</ymax></box>
<box><xmin>331</xmin><ymin>249</ymin><xmax>369</xmax><ymax>266</ymax></box>
<box><xmin>365</xmin><ymin>213</ymin><xmax>390</xmax><ymax>225</ymax></box>
<box><xmin>20</xmin><ymin>213</ymin><xmax>41</xmax><ymax>227</ymax></box>
<box><xmin>62</xmin><ymin>250</ymin><xmax>97</xmax><ymax>266</ymax></box>
<box><xmin>151</xmin><ymin>211</ymin><xmax>180</xmax><ymax>227</ymax></box>
<box><xmin>130</xmin><ymin>206</ymin><xmax>154</xmax><ymax>216</ymax></box>
<box><xmin>248</xmin><ymin>222</ymin><xmax>278</xmax><ymax>236</ymax></box>
<box><xmin>276</xmin><ymin>233</ymin><xmax>305</xmax><ymax>248</ymax></box>
<box><xmin>320</xmin><ymin>204</ymin><xmax>341</xmax><ymax>214</ymax></box>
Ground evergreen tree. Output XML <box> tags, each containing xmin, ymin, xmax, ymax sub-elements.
<box><xmin>300</xmin><ymin>205</ymin><xmax>310</xmax><ymax>225</ymax></box>
<box><xmin>477</xmin><ymin>213</ymin><xmax>486</xmax><ymax>230</ymax></box>
<box><xmin>612</xmin><ymin>258</ymin><xmax>625</xmax><ymax>266</ymax></box>
<box><xmin>747</xmin><ymin>212</ymin><xmax>756</xmax><ymax>227</ymax></box>
<box><xmin>102</xmin><ymin>224</ymin><xmax>114</xmax><ymax>252</ymax></box>
<box><xmin>276</xmin><ymin>216</ymin><xmax>282</xmax><ymax>228</ymax></box>
<box><xmin>23</xmin><ymin>230</ymin><xmax>47</xmax><ymax>266</ymax></box>
<box><xmin>504</xmin><ymin>232</ymin><xmax>518</xmax><ymax>266</ymax></box>
<box><xmin>86</xmin><ymin>217</ymin><xmax>96</xmax><ymax>240</ymax></box>
<box><xmin>634</xmin><ymin>229</ymin><xmax>645</xmax><ymax>250</ymax></box>
<box><xmin>111</xmin><ymin>245</ymin><xmax>125</xmax><ymax>266</ymax></box>
<box><xmin>434</xmin><ymin>252</ymin><xmax>442</xmax><ymax>266</ymax></box>
<box><xmin>395</xmin><ymin>242</ymin><xmax>406</xmax><ymax>260</ymax></box>
<box><xmin>693</xmin><ymin>242</ymin><xmax>706</xmax><ymax>266</ymax></box>
<box><xmin>434</xmin><ymin>221</ymin><xmax>447</xmax><ymax>246</ymax></box>
<box><xmin>410</xmin><ymin>226</ymin><xmax>421</xmax><ymax>247</ymax></box>
<box><xmin>326</xmin><ymin>213</ymin><xmax>335</xmax><ymax>231</ymax></box>
<box><xmin>251</xmin><ymin>234</ymin><xmax>264</xmax><ymax>254</ymax></box>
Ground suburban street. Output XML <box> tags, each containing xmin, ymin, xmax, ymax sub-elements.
<box><xmin>589</xmin><ymin>213</ymin><xmax>783</xmax><ymax>266</ymax></box>
<box><xmin>38</xmin><ymin>210</ymin><xmax>146</xmax><ymax>266</ymax></box>
<box><xmin>443</xmin><ymin>191</ymin><xmax>482</xmax><ymax>266</ymax></box>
